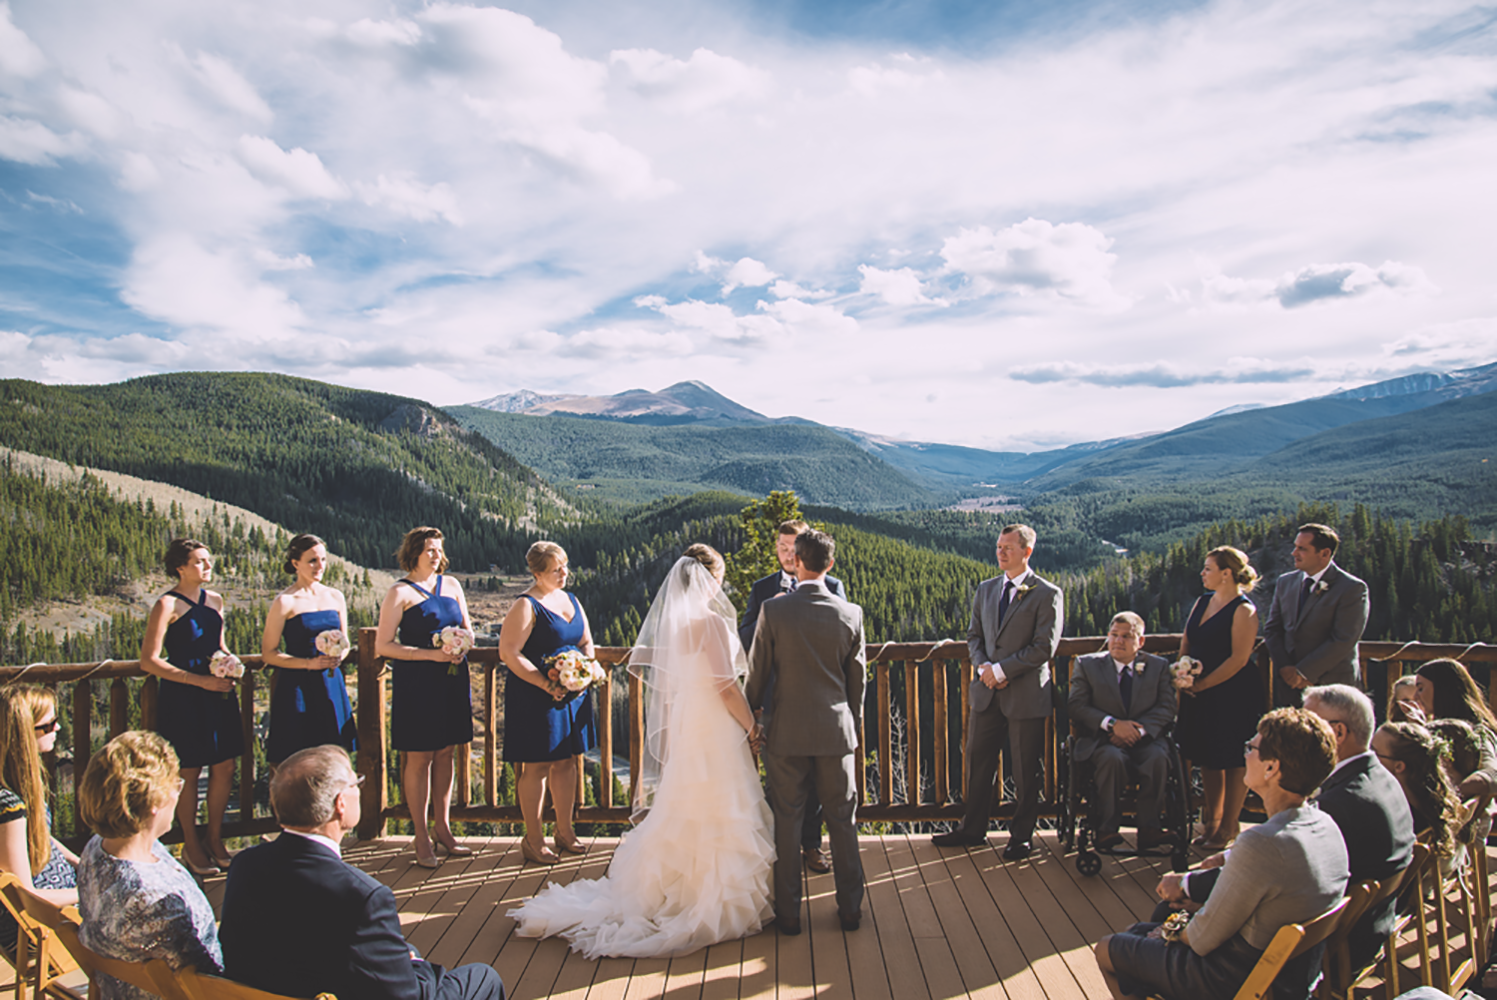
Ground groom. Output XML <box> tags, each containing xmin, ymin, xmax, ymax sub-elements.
<box><xmin>746</xmin><ymin>529</ymin><xmax>867</xmax><ymax>935</ymax></box>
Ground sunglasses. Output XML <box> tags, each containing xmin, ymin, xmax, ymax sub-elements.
<box><xmin>34</xmin><ymin>719</ymin><xmax>60</xmax><ymax>735</ymax></box>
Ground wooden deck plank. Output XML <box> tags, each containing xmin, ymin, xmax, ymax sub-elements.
<box><xmin>737</xmin><ymin>910</ymin><xmax>779</xmax><ymax>1000</ymax></box>
<box><xmin>503</xmin><ymin>839</ymin><xmax>610</xmax><ymax>1000</ymax></box>
<box><xmin>927</xmin><ymin>843</ymin><xmax>1034</xmax><ymax>1000</ymax></box>
<box><xmin>772</xmin><ymin>862</ymin><xmax>817</xmax><ymax>1000</ymax></box>
<box><xmin>699</xmin><ymin>937</ymin><xmax>745</xmax><ymax>1000</ymax></box>
<box><xmin>805</xmin><ymin>860</ymin><xmax>854</xmax><ymax>1000</ymax></box>
<box><xmin>861</xmin><ymin>832</ymin><xmax>928</xmax><ymax>1000</ymax></box>
<box><xmin>884</xmin><ymin>833</ymin><xmax>967</xmax><ymax>1000</ymax></box>
<box><xmin>661</xmin><ymin>941</ymin><xmax>708</xmax><ymax>1000</ymax></box>
<box><xmin>906</xmin><ymin>836</ymin><xmax>1008</xmax><ymax>997</ymax></box>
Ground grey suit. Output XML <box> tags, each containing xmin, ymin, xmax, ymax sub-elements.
<box><xmin>1264</xmin><ymin>562</ymin><xmax>1370</xmax><ymax>705</ymax></box>
<box><xmin>745</xmin><ymin>578</ymin><xmax>867</xmax><ymax>922</ymax></box>
<box><xmin>958</xmin><ymin>570</ymin><xmax>1063</xmax><ymax>842</ymax></box>
<box><xmin>1068</xmin><ymin>651</ymin><xmax>1176</xmax><ymax>835</ymax></box>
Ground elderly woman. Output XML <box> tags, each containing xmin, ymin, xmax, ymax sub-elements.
<box><xmin>0</xmin><ymin>684</ymin><xmax>78</xmax><ymax>951</ymax></box>
<box><xmin>1095</xmin><ymin>708</ymin><xmax>1349</xmax><ymax>1000</ymax></box>
<box><xmin>499</xmin><ymin>541</ymin><xmax>599</xmax><ymax>865</ymax></box>
<box><xmin>76</xmin><ymin>732</ymin><xmax>222</xmax><ymax>999</ymax></box>
<box><xmin>375</xmin><ymin>527</ymin><xmax>476</xmax><ymax>869</ymax></box>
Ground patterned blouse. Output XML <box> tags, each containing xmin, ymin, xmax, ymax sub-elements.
<box><xmin>77</xmin><ymin>837</ymin><xmax>223</xmax><ymax>1000</ymax></box>
<box><xmin>0</xmin><ymin>786</ymin><xmax>75</xmax><ymax>952</ymax></box>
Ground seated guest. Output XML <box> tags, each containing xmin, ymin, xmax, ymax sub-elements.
<box><xmin>1387</xmin><ymin>675</ymin><xmax>1420</xmax><ymax>724</ymax></box>
<box><xmin>0</xmin><ymin>684</ymin><xmax>77</xmax><ymax>952</ymax></box>
<box><xmin>1426</xmin><ymin>718</ymin><xmax>1492</xmax><ymax>848</ymax></box>
<box><xmin>1096</xmin><ymin>708</ymin><xmax>1349</xmax><ymax>1000</ymax></box>
<box><xmin>220</xmin><ymin>746</ymin><xmax>504</xmax><ymax>1000</ymax></box>
<box><xmin>1373</xmin><ymin>722</ymin><xmax>1462</xmax><ymax>861</ymax></box>
<box><xmin>77</xmin><ymin>732</ymin><xmax>223</xmax><ymax>999</ymax></box>
<box><xmin>1067</xmin><ymin>611</ymin><xmax>1177</xmax><ymax>850</ymax></box>
<box><xmin>1409</xmin><ymin>659</ymin><xmax>1497</xmax><ymax>798</ymax></box>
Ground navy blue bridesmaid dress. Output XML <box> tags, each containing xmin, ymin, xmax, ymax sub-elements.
<box><xmin>1175</xmin><ymin>593</ymin><xmax>1263</xmax><ymax>770</ymax></box>
<box><xmin>265</xmin><ymin>609</ymin><xmax>357</xmax><ymax>763</ymax></box>
<box><xmin>155</xmin><ymin>590</ymin><xmax>244</xmax><ymax>768</ymax></box>
<box><xmin>390</xmin><ymin>577</ymin><xmax>474</xmax><ymax>752</ymax></box>
<box><xmin>503</xmin><ymin>593</ymin><xmax>597</xmax><ymax>763</ymax></box>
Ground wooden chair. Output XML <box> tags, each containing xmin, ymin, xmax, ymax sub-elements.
<box><xmin>1231</xmin><ymin>895</ymin><xmax>1351</xmax><ymax>1000</ymax></box>
<box><xmin>1425</xmin><ymin>797</ymin><xmax>1488</xmax><ymax>994</ymax></box>
<box><xmin>1383</xmin><ymin>841</ymin><xmax>1437</xmax><ymax>994</ymax></box>
<box><xmin>0</xmin><ymin>873</ymin><xmax>82</xmax><ymax>1000</ymax></box>
<box><xmin>1317</xmin><ymin>866</ymin><xmax>1409</xmax><ymax>1000</ymax></box>
<box><xmin>173</xmin><ymin>966</ymin><xmax>335</xmax><ymax>1000</ymax></box>
<box><xmin>13</xmin><ymin>885</ymin><xmax>183</xmax><ymax>1000</ymax></box>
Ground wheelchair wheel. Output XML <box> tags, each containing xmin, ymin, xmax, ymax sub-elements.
<box><xmin>1076</xmin><ymin>851</ymin><xmax>1103</xmax><ymax>877</ymax></box>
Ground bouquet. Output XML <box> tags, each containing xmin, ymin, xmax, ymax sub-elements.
<box><xmin>209</xmin><ymin>650</ymin><xmax>244</xmax><ymax>679</ymax></box>
<box><xmin>315</xmin><ymin>629</ymin><xmax>351</xmax><ymax>661</ymax></box>
<box><xmin>1169</xmin><ymin>655</ymin><xmax>1203</xmax><ymax>690</ymax></box>
<box><xmin>433</xmin><ymin>625</ymin><xmax>476</xmax><ymax>676</ymax></box>
<box><xmin>545</xmin><ymin>647</ymin><xmax>606</xmax><ymax>696</ymax></box>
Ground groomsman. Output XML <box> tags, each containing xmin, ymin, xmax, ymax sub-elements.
<box><xmin>933</xmin><ymin>524</ymin><xmax>1063</xmax><ymax>860</ymax></box>
<box><xmin>1264</xmin><ymin>523</ymin><xmax>1370</xmax><ymax>706</ymax></box>
<box><xmin>739</xmin><ymin>519</ymin><xmax>848</xmax><ymax>875</ymax></box>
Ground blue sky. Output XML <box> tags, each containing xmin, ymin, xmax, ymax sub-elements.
<box><xmin>2</xmin><ymin>0</ymin><xmax>1494</xmax><ymax>449</ymax></box>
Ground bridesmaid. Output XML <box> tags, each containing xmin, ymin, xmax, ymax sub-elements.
<box><xmin>140</xmin><ymin>539</ymin><xmax>243</xmax><ymax>874</ymax></box>
<box><xmin>261</xmin><ymin>534</ymin><xmax>357</xmax><ymax>765</ymax></box>
<box><xmin>375</xmin><ymin>527</ymin><xmax>475</xmax><ymax>869</ymax></box>
<box><xmin>498</xmin><ymin>541</ymin><xmax>598</xmax><ymax>865</ymax></box>
<box><xmin>1174</xmin><ymin>545</ymin><xmax>1263</xmax><ymax>850</ymax></box>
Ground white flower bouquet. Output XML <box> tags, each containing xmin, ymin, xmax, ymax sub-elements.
<box><xmin>315</xmin><ymin>629</ymin><xmax>351</xmax><ymax>661</ymax></box>
<box><xmin>545</xmin><ymin>647</ymin><xmax>606</xmax><ymax>695</ymax></box>
<box><xmin>433</xmin><ymin>625</ymin><xmax>476</xmax><ymax>676</ymax></box>
<box><xmin>209</xmin><ymin>650</ymin><xmax>244</xmax><ymax>680</ymax></box>
<box><xmin>1169</xmin><ymin>655</ymin><xmax>1203</xmax><ymax>690</ymax></box>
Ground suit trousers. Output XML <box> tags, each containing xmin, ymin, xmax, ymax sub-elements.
<box><xmin>427</xmin><ymin>960</ymin><xmax>505</xmax><ymax>1000</ymax></box>
<box><xmin>1090</xmin><ymin>738</ymin><xmax>1170</xmax><ymax>834</ymax></box>
<box><xmin>763</xmin><ymin>750</ymin><xmax>864</xmax><ymax>920</ymax></box>
<box><xmin>961</xmin><ymin>703</ymin><xmax>1046</xmax><ymax>842</ymax></box>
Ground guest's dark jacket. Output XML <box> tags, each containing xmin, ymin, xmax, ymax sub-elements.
<box><xmin>1189</xmin><ymin>752</ymin><xmax>1413</xmax><ymax>964</ymax></box>
<box><xmin>221</xmin><ymin>832</ymin><xmax>441</xmax><ymax>1000</ymax></box>
<box><xmin>738</xmin><ymin>570</ymin><xmax>845</xmax><ymax>651</ymax></box>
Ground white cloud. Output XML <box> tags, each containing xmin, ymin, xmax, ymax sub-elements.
<box><xmin>236</xmin><ymin>135</ymin><xmax>347</xmax><ymax>199</ymax></box>
<box><xmin>722</xmin><ymin>257</ymin><xmax>777</xmax><ymax>292</ymax></box>
<box><xmin>122</xmin><ymin>234</ymin><xmax>308</xmax><ymax>340</ymax></box>
<box><xmin>255</xmin><ymin>248</ymin><xmax>315</xmax><ymax>271</ymax></box>
<box><xmin>188</xmin><ymin>52</ymin><xmax>273</xmax><ymax>122</ymax></box>
<box><xmin>1274</xmin><ymin>261</ymin><xmax>1437</xmax><ymax>308</ymax></box>
<box><xmin>941</xmin><ymin>219</ymin><xmax>1126</xmax><ymax>307</ymax></box>
<box><xmin>355</xmin><ymin>174</ymin><xmax>462</xmax><ymax>225</ymax></box>
<box><xmin>0</xmin><ymin>114</ymin><xmax>84</xmax><ymax>164</ymax></box>
<box><xmin>642</xmin><ymin>297</ymin><xmax>784</xmax><ymax>344</ymax></box>
<box><xmin>345</xmin><ymin>18</ymin><xmax>421</xmax><ymax>48</ymax></box>
<box><xmin>0</xmin><ymin>2</ymin><xmax>45</xmax><ymax>78</ymax></box>
<box><xmin>759</xmin><ymin>297</ymin><xmax>858</xmax><ymax>336</ymax></box>
<box><xmin>769</xmin><ymin>279</ymin><xmax>831</xmax><ymax>300</ymax></box>
<box><xmin>847</xmin><ymin>58</ymin><xmax>943</xmax><ymax>98</ymax></box>
<box><xmin>858</xmin><ymin>264</ymin><xmax>943</xmax><ymax>306</ymax></box>
<box><xmin>611</xmin><ymin>47</ymin><xmax>767</xmax><ymax>113</ymax></box>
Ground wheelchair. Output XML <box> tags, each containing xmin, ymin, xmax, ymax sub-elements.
<box><xmin>1057</xmin><ymin>723</ymin><xmax>1193</xmax><ymax>876</ymax></box>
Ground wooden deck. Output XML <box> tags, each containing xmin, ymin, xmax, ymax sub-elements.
<box><xmin>182</xmin><ymin>832</ymin><xmax>1219</xmax><ymax>1000</ymax></box>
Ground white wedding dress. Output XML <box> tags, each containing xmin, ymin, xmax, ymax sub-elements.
<box><xmin>508</xmin><ymin>559</ymin><xmax>774</xmax><ymax>958</ymax></box>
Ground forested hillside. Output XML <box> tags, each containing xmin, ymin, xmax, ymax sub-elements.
<box><xmin>0</xmin><ymin>375</ymin><xmax>561</xmax><ymax>571</ymax></box>
<box><xmin>448</xmin><ymin>406</ymin><xmax>938</xmax><ymax>509</ymax></box>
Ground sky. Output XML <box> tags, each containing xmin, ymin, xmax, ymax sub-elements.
<box><xmin>1</xmin><ymin>0</ymin><xmax>1495</xmax><ymax>451</ymax></box>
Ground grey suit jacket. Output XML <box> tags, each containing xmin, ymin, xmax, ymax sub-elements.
<box><xmin>1264</xmin><ymin>561</ymin><xmax>1370</xmax><ymax>686</ymax></box>
<box><xmin>1067</xmin><ymin>651</ymin><xmax>1176</xmax><ymax>762</ymax></box>
<box><xmin>966</xmin><ymin>571</ymin><xmax>1063</xmax><ymax>720</ymax></box>
<box><xmin>745</xmin><ymin>579</ymin><xmax>867</xmax><ymax>757</ymax></box>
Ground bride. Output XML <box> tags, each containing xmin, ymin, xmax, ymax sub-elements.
<box><xmin>508</xmin><ymin>544</ymin><xmax>774</xmax><ymax>957</ymax></box>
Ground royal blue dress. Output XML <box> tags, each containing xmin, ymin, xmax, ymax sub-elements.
<box><xmin>155</xmin><ymin>591</ymin><xmax>244</xmax><ymax>769</ymax></box>
<box><xmin>391</xmin><ymin>577</ymin><xmax>474</xmax><ymax>752</ymax></box>
<box><xmin>1175</xmin><ymin>593</ymin><xmax>1264</xmax><ymax>770</ymax></box>
<box><xmin>265</xmin><ymin>610</ymin><xmax>356</xmax><ymax>764</ymax></box>
<box><xmin>503</xmin><ymin>593</ymin><xmax>597</xmax><ymax>763</ymax></box>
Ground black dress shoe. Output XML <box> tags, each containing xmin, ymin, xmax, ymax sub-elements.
<box><xmin>803</xmin><ymin>847</ymin><xmax>832</xmax><ymax>873</ymax></box>
<box><xmin>776</xmin><ymin>915</ymin><xmax>802</xmax><ymax>936</ymax></box>
<box><xmin>1096</xmin><ymin>831</ymin><xmax>1124</xmax><ymax>850</ymax></box>
<box><xmin>839</xmin><ymin>909</ymin><xmax>861</xmax><ymax>932</ymax></box>
<box><xmin>1138</xmin><ymin>830</ymin><xmax>1179</xmax><ymax>852</ymax></box>
<box><xmin>932</xmin><ymin>830</ymin><xmax>987</xmax><ymax>848</ymax></box>
<box><xmin>1002</xmin><ymin>840</ymin><xmax>1033</xmax><ymax>861</ymax></box>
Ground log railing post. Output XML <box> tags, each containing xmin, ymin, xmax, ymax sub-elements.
<box><xmin>484</xmin><ymin>662</ymin><xmax>497</xmax><ymax>806</ymax></box>
<box><xmin>932</xmin><ymin>659</ymin><xmax>948</xmax><ymax>805</ymax></box>
<box><xmin>239</xmin><ymin>667</ymin><xmax>257</xmax><ymax>823</ymax></box>
<box><xmin>356</xmin><ymin>628</ymin><xmax>387</xmax><ymax>840</ymax></box>
<box><xmin>904</xmin><ymin>660</ymin><xmax>921</xmax><ymax>807</ymax></box>
<box><xmin>599</xmin><ymin>668</ymin><xmax>614</xmax><ymax>809</ymax></box>
<box><xmin>72</xmin><ymin>680</ymin><xmax>92</xmax><ymax>840</ymax></box>
<box><xmin>877</xmin><ymin>662</ymin><xmax>892</xmax><ymax>806</ymax></box>
<box><xmin>628</xmin><ymin>669</ymin><xmax>643</xmax><ymax>809</ymax></box>
<box><xmin>109</xmin><ymin>678</ymin><xmax>128</xmax><ymax>738</ymax></box>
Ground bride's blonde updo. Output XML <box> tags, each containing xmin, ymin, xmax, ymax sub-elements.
<box><xmin>1207</xmin><ymin>545</ymin><xmax>1259</xmax><ymax>591</ymax></box>
<box><xmin>682</xmin><ymin>543</ymin><xmax>724</xmax><ymax>582</ymax></box>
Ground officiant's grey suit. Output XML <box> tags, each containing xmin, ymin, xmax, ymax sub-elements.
<box><xmin>1264</xmin><ymin>561</ymin><xmax>1370</xmax><ymax>705</ymax></box>
<box><xmin>957</xmin><ymin>572</ymin><xmax>1063</xmax><ymax>844</ymax></box>
<box><xmin>745</xmin><ymin>579</ymin><xmax>867</xmax><ymax>924</ymax></box>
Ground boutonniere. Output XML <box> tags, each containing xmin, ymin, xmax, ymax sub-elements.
<box><xmin>1314</xmin><ymin>578</ymin><xmax>1331</xmax><ymax>594</ymax></box>
<box><xmin>1013</xmin><ymin>582</ymin><xmax>1037</xmax><ymax>600</ymax></box>
<box><xmin>1131</xmin><ymin>659</ymin><xmax>1146</xmax><ymax>677</ymax></box>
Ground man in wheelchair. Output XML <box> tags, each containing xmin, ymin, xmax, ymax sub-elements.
<box><xmin>1069</xmin><ymin>612</ymin><xmax>1179</xmax><ymax>852</ymax></box>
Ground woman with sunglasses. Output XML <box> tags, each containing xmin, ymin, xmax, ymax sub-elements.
<box><xmin>1096</xmin><ymin>708</ymin><xmax>1349</xmax><ymax>1000</ymax></box>
<box><xmin>140</xmin><ymin>539</ymin><xmax>243</xmax><ymax>875</ymax></box>
<box><xmin>0</xmin><ymin>683</ymin><xmax>79</xmax><ymax>951</ymax></box>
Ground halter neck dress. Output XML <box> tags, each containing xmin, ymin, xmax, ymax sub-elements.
<box><xmin>156</xmin><ymin>590</ymin><xmax>244</xmax><ymax>768</ymax></box>
<box><xmin>390</xmin><ymin>576</ymin><xmax>474</xmax><ymax>751</ymax></box>
<box><xmin>503</xmin><ymin>592</ymin><xmax>597</xmax><ymax>762</ymax></box>
<box><xmin>266</xmin><ymin>609</ymin><xmax>356</xmax><ymax>764</ymax></box>
<box><xmin>1175</xmin><ymin>593</ymin><xmax>1264</xmax><ymax>770</ymax></box>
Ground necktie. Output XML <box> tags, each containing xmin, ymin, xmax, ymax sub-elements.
<box><xmin>1297</xmin><ymin>577</ymin><xmax>1313</xmax><ymax>616</ymax></box>
<box><xmin>1118</xmin><ymin>663</ymin><xmax>1134</xmax><ymax>709</ymax></box>
<box><xmin>998</xmin><ymin>579</ymin><xmax>1013</xmax><ymax>621</ymax></box>
<box><xmin>787</xmin><ymin>575</ymin><xmax>799</xmax><ymax>594</ymax></box>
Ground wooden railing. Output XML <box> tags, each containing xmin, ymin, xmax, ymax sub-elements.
<box><xmin>4</xmin><ymin>636</ymin><xmax>1496</xmax><ymax>844</ymax></box>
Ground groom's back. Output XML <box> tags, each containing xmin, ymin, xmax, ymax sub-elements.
<box><xmin>748</xmin><ymin>582</ymin><xmax>866</xmax><ymax>757</ymax></box>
